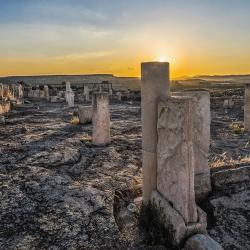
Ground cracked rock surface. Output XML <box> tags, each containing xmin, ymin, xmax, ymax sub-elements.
<box><xmin>0</xmin><ymin>88</ymin><xmax>249</xmax><ymax>250</ymax></box>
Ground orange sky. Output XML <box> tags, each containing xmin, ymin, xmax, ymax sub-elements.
<box><xmin>1</xmin><ymin>1</ymin><xmax>250</xmax><ymax>78</ymax></box>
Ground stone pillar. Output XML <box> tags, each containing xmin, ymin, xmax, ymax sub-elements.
<box><xmin>84</xmin><ymin>86</ymin><xmax>90</xmax><ymax>102</ymax></box>
<box><xmin>65</xmin><ymin>81</ymin><xmax>74</xmax><ymax>107</ymax></box>
<box><xmin>66</xmin><ymin>81</ymin><xmax>71</xmax><ymax>91</ymax></box>
<box><xmin>244</xmin><ymin>84</ymin><xmax>250</xmax><ymax>131</ymax></box>
<box><xmin>117</xmin><ymin>92</ymin><xmax>122</xmax><ymax>101</ymax></box>
<box><xmin>92</xmin><ymin>93</ymin><xmax>110</xmax><ymax>145</ymax></box>
<box><xmin>141</xmin><ymin>62</ymin><xmax>170</xmax><ymax>203</ymax></box>
<box><xmin>0</xmin><ymin>83</ymin><xmax>3</xmax><ymax>99</ymax></box>
<box><xmin>157</xmin><ymin>97</ymin><xmax>197</xmax><ymax>223</ymax></box>
<box><xmin>44</xmin><ymin>85</ymin><xmax>50</xmax><ymax>101</ymax></box>
<box><xmin>172</xmin><ymin>91</ymin><xmax>211</xmax><ymax>201</ymax></box>
<box><xmin>3</xmin><ymin>85</ymin><xmax>10</xmax><ymax>99</ymax></box>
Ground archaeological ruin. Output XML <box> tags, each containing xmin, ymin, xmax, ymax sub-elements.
<box><xmin>0</xmin><ymin>66</ymin><xmax>249</xmax><ymax>250</ymax></box>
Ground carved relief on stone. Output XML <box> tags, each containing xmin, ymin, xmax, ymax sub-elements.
<box><xmin>157</xmin><ymin>97</ymin><xmax>197</xmax><ymax>224</ymax></box>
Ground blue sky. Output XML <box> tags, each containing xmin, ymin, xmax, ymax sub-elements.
<box><xmin>0</xmin><ymin>0</ymin><xmax>250</xmax><ymax>76</ymax></box>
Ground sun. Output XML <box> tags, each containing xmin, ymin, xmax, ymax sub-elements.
<box><xmin>156</xmin><ymin>56</ymin><xmax>168</xmax><ymax>62</ymax></box>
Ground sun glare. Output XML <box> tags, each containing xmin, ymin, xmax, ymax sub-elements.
<box><xmin>156</xmin><ymin>56</ymin><xmax>168</xmax><ymax>62</ymax></box>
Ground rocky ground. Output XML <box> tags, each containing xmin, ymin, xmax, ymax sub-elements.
<box><xmin>0</xmin><ymin>88</ymin><xmax>249</xmax><ymax>249</ymax></box>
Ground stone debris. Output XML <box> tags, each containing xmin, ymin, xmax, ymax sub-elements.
<box><xmin>184</xmin><ymin>234</ymin><xmax>223</xmax><ymax>250</ymax></box>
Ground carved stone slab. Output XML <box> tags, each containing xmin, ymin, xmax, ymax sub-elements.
<box><xmin>157</xmin><ymin>97</ymin><xmax>197</xmax><ymax>223</ymax></box>
<box><xmin>172</xmin><ymin>91</ymin><xmax>211</xmax><ymax>201</ymax></box>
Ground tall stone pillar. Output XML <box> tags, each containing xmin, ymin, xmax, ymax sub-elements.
<box><xmin>66</xmin><ymin>81</ymin><xmax>71</xmax><ymax>91</ymax></box>
<box><xmin>157</xmin><ymin>97</ymin><xmax>197</xmax><ymax>223</ymax></box>
<box><xmin>172</xmin><ymin>91</ymin><xmax>211</xmax><ymax>201</ymax></box>
<box><xmin>0</xmin><ymin>83</ymin><xmax>3</xmax><ymax>99</ymax></box>
<box><xmin>44</xmin><ymin>85</ymin><xmax>50</xmax><ymax>101</ymax></box>
<box><xmin>244</xmin><ymin>84</ymin><xmax>250</xmax><ymax>131</ymax></box>
<box><xmin>65</xmin><ymin>81</ymin><xmax>74</xmax><ymax>107</ymax></box>
<box><xmin>92</xmin><ymin>93</ymin><xmax>110</xmax><ymax>146</ymax></box>
<box><xmin>84</xmin><ymin>86</ymin><xmax>90</xmax><ymax>102</ymax></box>
<box><xmin>141</xmin><ymin>62</ymin><xmax>170</xmax><ymax>203</ymax></box>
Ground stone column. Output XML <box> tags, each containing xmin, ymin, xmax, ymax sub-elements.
<box><xmin>141</xmin><ymin>62</ymin><xmax>170</xmax><ymax>203</ymax></box>
<box><xmin>65</xmin><ymin>81</ymin><xmax>74</xmax><ymax>107</ymax></box>
<box><xmin>44</xmin><ymin>85</ymin><xmax>50</xmax><ymax>101</ymax></box>
<box><xmin>244</xmin><ymin>84</ymin><xmax>250</xmax><ymax>131</ymax></box>
<box><xmin>92</xmin><ymin>93</ymin><xmax>110</xmax><ymax>145</ymax></box>
<box><xmin>0</xmin><ymin>83</ymin><xmax>3</xmax><ymax>99</ymax></box>
<box><xmin>84</xmin><ymin>86</ymin><xmax>90</xmax><ymax>102</ymax></box>
<box><xmin>117</xmin><ymin>92</ymin><xmax>122</xmax><ymax>101</ymax></box>
<box><xmin>157</xmin><ymin>97</ymin><xmax>197</xmax><ymax>223</ymax></box>
<box><xmin>172</xmin><ymin>91</ymin><xmax>211</xmax><ymax>201</ymax></box>
<box><xmin>66</xmin><ymin>81</ymin><xmax>71</xmax><ymax>91</ymax></box>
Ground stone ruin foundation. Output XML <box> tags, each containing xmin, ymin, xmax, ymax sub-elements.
<box><xmin>244</xmin><ymin>84</ymin><xmax>250</xmax><ymax>131</ymax></box>
<box><xmin>78</xmin><ymin>105</ymin><xmax>92</xmax><ymax>124</ymax></box>
<box><xmin>141</xmin><ymin>62</ymin><xmax>222</xmax><ymax>249</ymax></box>
<box><xmin>92</xmin><ymin>92</ymin><xmax>110</xmax><ymax>146</ymax></box>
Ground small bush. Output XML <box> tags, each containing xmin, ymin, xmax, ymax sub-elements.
<box><xmin>71</xmin><ymin>116</ymin><xmax>80</xmax><ymax>125</ymax></box>
<box><xmin>229</xmin><ymin>123</ymin><xmax>244</xmax><ymax>134</ymax></box>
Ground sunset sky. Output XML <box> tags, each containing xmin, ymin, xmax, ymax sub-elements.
<box><xmin>0</xmin><ymin>0</ymin><xmax>250</xmax><ymax>78</ymax></box>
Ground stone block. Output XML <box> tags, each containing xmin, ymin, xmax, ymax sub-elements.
<box><xmin>78</xmin><ymin>106</ymin><xmax>92</xmax><ymax>124</ymax></box>
<box><xmin>151</xmin><ymin>190</ymin><xmax>207</xmax><ymax>247</ymax></box>
<box><xmin>172</xmin><ymin>91</ymin><xmax>211</xmax><ymax>201</ymax></box>
<box><xmin>184</xmin><ymin>234</ymin><xmax>223</xmax><ymax>250</ymax></box>
<box><xmin>157</xmin><ymin>97</ymin><xmax>197</xmax><ymax>223</ymax></box>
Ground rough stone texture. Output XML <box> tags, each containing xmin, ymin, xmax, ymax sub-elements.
<box><xmin>141</xmin><ymin>62</ymin><xmax>170</xmax><ymax>202</ymax></box>
<box><xmin>44</xmin><ymin>85</ymin><xmax>49</xmax><ymax>101</ymax></box>
<box><xmin>3</xmin><ymin>85</ymin><xmax>10</xmax><ymax>99</ymax></box>
<box><xmin>92</xmin><ymin>93</ymin><xmax>110</xmax><ymax>145</ymax></box>
<box><xmin>157</xmin><ymin>97</ymin><xmax>197</xmax><ymax>223</ymax></box>
<box><xmin>0</xmin><ymin>83</ymin><xmax>3</xmax><ymax>99</ymax></box>
<box><xmin>84</xmin><ymin>86</ymin><xmax>90</xmax><ymax>102</ymax></box>
<box><xmin>0</xmin><ymin>101</ymin><xmax>142</xmax><ymax>250</ymax></box>
<box><xmin>244</xmin><ymin>84</ymin><xmax>250</xmax><ymax>131</ymax></box>
<box><xmin>151</xmin><ymin>191</ymin><xmax>207</xmax><ymax>248</ymax></box>
<box><xmin>66</xmin><ymin>91</ymin><xmax>74</xmax><ymax>107</ymax></box>
<box><xmin>211</xmin><ymin>165</ymin><xmax>250</xmax><ymax>189</ymax></box>
<box><xmin>0</xmin><ymin>90</ymin><xmax>249</xmax><ymax>249</ymax></box>
<box><xmin>78</xmin><ymin>105</ymin><xmax>92</xmax><ymax>124</ymax></box>
<box><xmin>66</xmin><ymin>81</ymin><xmax>71</xmax><ymax>91</ymax></box>
<box><xmin>172</xmin><ymin>91</ymin><xmax>211</xmax><ymax>201</ymax></box>
<box><xmin>208</xmin><ymin>181</ymin><xmax>250</xmax><ymax>249</ymax></box>
<box><xmin>184</xmin><ymin>234</ymin><xmax>223</xmax><ymax>250</ymax></box>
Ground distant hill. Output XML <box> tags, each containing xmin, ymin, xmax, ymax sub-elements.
<box><xmin>0</xmin><ymin>74</ymin><xmax>141</xmax><ymax>91</ymax></box>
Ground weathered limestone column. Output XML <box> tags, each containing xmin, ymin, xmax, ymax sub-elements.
<box><xmin>44</xmin><ymin>85</ymin><xmax>50</xmax><ymax>101</ymax></box>
<box><xmin>157</xmin><ymin>97</ymin><xmax>197</xmax><ymax>223</ymax></box>
<box><xmin>172</xmin><ymin>91</ymin><xmax>211</xmax><ymax>201</ymax></box>
<box><xmin>244</xmin><ymin>84</ymin><xmax>250</xmax><ymax>131</ymax></box>
<box><xmin>92</xmin><ymin>93</ymin><xmax>110</xmax><ymax>145</ymax></box>
<box><xmin>65</xmin><ymin>81</ymin><xmax>74</xmax><ymax>107</ymax></box>
<box><xmin>0</xmin><ymin>83</ymin><xmax>3</xmax><ymax>99</ymax></box>
<box><xmin>84</xmin><ymin>86</ymin><xmax>90</xmax><ymax>102</ymax></box>
<box><xmin>3</xmin><ymin>85</ymin><xmax>10</xmax><ymax>99</ymax></box>
<box><xmin>117</xmin><ymin>92</ymin><xmax>122</xmax><ymax>101</ymax></box>
<box><xmin>66</xmin><ymin>81</ymin><xmax>71</xmax><ymax>91</ymax></box>
<box><xmin>141</xmin><ymin>62</ymin><xmax>170</xmax><ymax>203</ymax></box>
